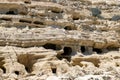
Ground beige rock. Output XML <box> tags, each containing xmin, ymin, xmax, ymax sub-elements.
<box><xmin>0</xmin><ymin>0</ymin><xmax>120</xmax><ymax>80</ymax></box>
<box><xmin>0</xmin><ymin>3</ymin><xmax>28</xmax><ymax>15</ymax></box>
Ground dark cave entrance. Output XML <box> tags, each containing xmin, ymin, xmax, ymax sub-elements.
<box><xmin>57</xmin><ymin>47</ymin><xmax>73</xmax><ymax>61</ymax></box>
<box><xmin>24</xmin><ymin>1</ymin><xmax>31</xmax><ymax>4</ymax></box>
<box><xmin>25</xmin><ymin>67</ymin><xmax>30</xmax><ymax>73</ymax></box>
<box><xmin>6</xmin><ymin>11</ymin><xmax>15</xmax><ymax>14</ymax></box>
<box><xmin>0</xmin><ymin>57</ymin><xmax>6</xmax><ymax>74</ymax></box>
<box><xmin>93</xmin><ymin>48</ymin><xmax>102</xmax><ymax>54</ymax></box>
<box><xmin>6</xmin><ymin>9</ymin><xmax>18</xmax><ymax>15</ymax></box>
<box><xmin>52</xmin><ymin>68</ymin><xmax>57</xmax><ymax>74</ymax></box>
<box><xmin>14</xmin><ymin>71</ymin><xmax>20</xmax><ymax>75</ymax></box>
<box><xmin>73</xmin><ymin>17</ymin><xmax>79</xmax><ymax>20</ymax></box>
<box><xmin>33</xmin><ymin>21</ymin><xmax>44</xmax><ymax>25</ymax></box>
<box><xmin>81</xmin><ymin>46</ymin><xmax>86</xmax><ymax>53</ymax></box>
<box><xmin>1</xmin><ymin>67</ymin><xmax>6</xmax><ymax>73</ymax></box>
<box><xmin>43</xmin><ymin>43</ymin><xmax>62</xmax><ymax>50</ymax></box>
<box><xmin>62</xmin><ymin>47</ymin><xmax>72</xmax><ymax>55</ymax></box>
<box><xmin>64</xmin><ymin>26</ymin><xmax>72</xmax><ymax>30</ymax></box>
<box><xmin>57</xmin><ymin>47</ymin><xmax>72</xmax><ymax>61</ymax></box>
<box><xmin>19</xmin><ymin>19</ymin><xmax>32</xmax><ymax>23</ymax></box>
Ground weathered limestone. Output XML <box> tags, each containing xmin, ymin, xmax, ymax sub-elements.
<box><xmin>0</xmin><ymin>0</ymin><xmax>31</xmax><ymax>3</ymax></box>
<box><xmin>0</xmin><ymin>3</ymin><xmax>28</xmax><ymax>15</ymax></box>
<box><xmin>0</xmin><ymin>0</ymin><xmax>120</xmax><ymax>79</ymax></box>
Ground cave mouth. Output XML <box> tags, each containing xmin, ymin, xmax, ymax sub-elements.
<box><xmin>73</xmin><ymin>17</ymin><xmax>79</xmax><ymax>20</ymax></box>
<box><xmin>52</xmin><ymin>68</ymin><xmax>57</xmax><ymax>74</ymax></box>
<box><xmin>64</xmin><ymin>26</ymin><xmax>72</xmax><ymax>30</ymax></box>
<box><xmin>19</xmin><ymin>19</ymin><xmax>32</xmax><ymax>23</ymax></box>
<box><xmin>93</xmin><ymin>48</ymin><xmax>102</xmax><ymax>54</ymax></box>
<box><xmin>0</xmin><ymin>17</ymin><xmax>12</xmax><ymax>21</ymax></box>
<box><xmin>81</xmin><ymin>46</ymin><xmax>86</xmax><ymax>53</ymax></box>
<box><xmin>1</xmin><ymin>66</ymin><xmax>6</xmax><ymax>73</ymax></box>
<box><xmin>57</xmin><ymin>47</ymin><xmax>72</xmax><ymax>62</ymax></box>
<box><xmin>0</xmin><ymin>57</ymin><xmax>6</xmax><ymax>73</ymax></box>
<box><xmin>51</xmin><ymin>9</ymin><xmax>63</xmax><ymax>13</ymax></box>
<box><xmin>43</xmin><ymin>43</ymin><xmax>62</xmax><ymax>50</ymax></box>
<box><xmin>33</xmin><ymin>21</ymin><xmax>44</xmax><ymax>25</ymax></box>
<box><xmin>62</xmin><ymin>47</ymin><xmax>72</xmax><ymax>55</ymax></box>
<box><xmin>14</xmin><ymin>71</ymin><xmax>20</xmax><ymax>75</ymax></box>
<box><xmin>6</xmin><ymin>9</ymin><xmax>18</xmax><ymax>15</ymax></box>
<box><xmin>24</xmin><ymin>1</ymin><xmax>31</xmax><ymax>4</ymax></box>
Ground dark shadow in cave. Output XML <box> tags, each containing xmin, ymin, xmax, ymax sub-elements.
<box><xmin>1</xmin><ymin>67</ymin><xmax>6</xmax><ymax>73</ymax></box>
<box><xmin>57</xmin><ymin>47</ymin><xmax>72</xmax><ymax>62</ymax></box>
<box><xmin>43</xmin><ymin>43</ymin><xmax>62</xmax><ymax>50</ymax></box>
<box><xmin>14</xmin><ymin>71</ymin><xmax>20</xmax><ymax>75</ymax></box>
<box><xmin>62</xmin><ymin>47</ymin><xmax>72</xmax><ymax>55</ymax></box>
<box><xmin>6</xmin><ymin>9</ymin><xmax>18</xmax><ymax>15</ymax></box>
<box><xmin>81</xmin><ymin>46</ymin><xmax>86</xmax><ymax>53</ymax></box>
<box><xmin>0</xmin><ymin>57</ymin><xmax>6</xmax><ymax>73</ymax></box>
<box><xmin>93</xmin><ymin>48</ymin><xmax>102</xmax><ymax>54</ymax></box>
<box><xmin>52</xmin><ymin>68</ymin><xmax>57</xmax><ymax>74</ymax></box>
<box><xmin>64</xmin><ymin>26</ymin><xmax>72</xmax><ymax>30</ymax></box>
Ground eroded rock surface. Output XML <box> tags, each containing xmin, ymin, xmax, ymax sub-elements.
<box><xmin>0</xmin><ymin>0</ymin><xmax>120</xmax><ymax>80</ymax></box>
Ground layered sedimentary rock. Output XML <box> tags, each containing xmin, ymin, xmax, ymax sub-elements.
<box><xmin>0</xmin><ymin>0</ymin><xmax>120</xmax><ymax>80</ymax></box>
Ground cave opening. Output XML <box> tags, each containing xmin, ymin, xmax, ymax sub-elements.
<box><xmin>0</xmin><ymin>57</ymin><xmax>6</xmax><ymax>73</ymax></box>
<box><xmin>51</xmin><ymin>9</ymin><xmax>63</xmax><ymax>14</ymax></box>
<box><xmin>81</xmin><ymin>46</ymin><xmax>86</xmax><ymax>53</ymax></box>
<box><xmin>25</xmin><ymin>67</ymin><xmax>30</xmax><ymax>73</ymax></box>
<box><xmin>1</xmin><ymin>67</ymin><xmax>6</xmax><ymax>73</ymax></box>
<box><xmin>6</xmin><ymin>11</ymin><xmax>15</xmax><ymax>14</ymax></box>
<box><xmin>56</xmin><ymin>47</ymin><xmax>72</xmax><ymax>62</ymax></box>
<box><xmin>14</xmin><ymin>71</ymin><xmax>20</xmax><ymax>75</ymax></box>
<box><xmin>19</xmin><ymin>19</ymin><xmax>32</xmax><ymax>23</ymax></box>
<box><xmin>24</xmin><ymin>1</ymin><xmax>31</xmax><ymax>4</ymax></box>
<box><xmin>43</xmin><ymin>43</ymin><xmax>61</xmax><ymax>50</ymax></box>
<box><xmin>73</xmin><ymin>17</ymin><xmax>79</xmax><ymax>20</ymax></box>
<box><xmin>62</xmin><ymin>47</ymin><xmax>72</xmax><ymax>55</ymax></box>
<box><xmin>0</xmin><ymin>17</ymin><xmax>12</xmax><ymax>21</ymax></box>
<box><xmin>52</xmin><ymin>68</ymin><xmax>56</xmax><ymax>74</ymax></box>
<box><xmin>6</xmin><ymin>9</ymin><xmax>18</xmax><ymax>15</ymax></box>
<box><xmin>33</xmin><ymin>21</ymin><xmax>44</xmax><ymax>25</ymax></box>
<box><xmin>116</xmin><ymin>63</ymin><xmax>119</xmax><ymax>67</ymax></box>
<box><xmin>93</xmin><ymin>48</ymin><xmax>102</xmax><ymax>54</ymax></box>
<box><xmin>64</xmin><ymin>26</ymin><xmax>72</xmax><ymax>30</ymax></box>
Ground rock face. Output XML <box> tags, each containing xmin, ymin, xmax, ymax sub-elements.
<box><xmin>0</xmin><ymin>0</ymin><xmax>120</xmax><ymax>80</ymax></box>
